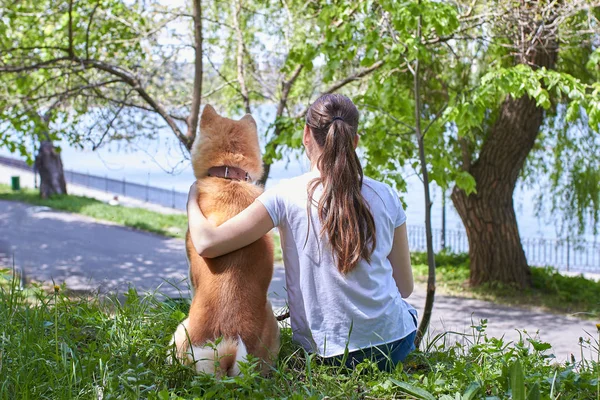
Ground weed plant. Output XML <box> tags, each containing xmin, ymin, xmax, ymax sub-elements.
<box><xmin>1</xmin><ymin>268</ymin><xmax>598</xmax><ymax>399</ymax></box>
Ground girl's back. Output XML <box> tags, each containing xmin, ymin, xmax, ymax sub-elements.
<box><xmin>258</xmin><ymin>171</ymin><xmax>416</xmax><ymax>357</ymax></box>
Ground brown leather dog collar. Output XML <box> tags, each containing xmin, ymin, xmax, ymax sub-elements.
<box><xmin>207</xmin><ymin>165</ymin><xmax>251</xmax><ymax>181</ymax></box>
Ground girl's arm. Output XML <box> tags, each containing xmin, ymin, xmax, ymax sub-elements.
<box><xmin>187</xmin><ymin>183</ymin><xmax>275</xmax><ymax>258</ymax></box>
<box><xmin>388</xmin><ymin>223</ymin><xmax>414</xmax><ymax>298</ymax></box>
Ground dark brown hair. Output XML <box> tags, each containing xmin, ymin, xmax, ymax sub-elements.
<box><xmin>305</xmin><ymin>93</ymin><xmax>376</xmax><ymax>274</ymax></box>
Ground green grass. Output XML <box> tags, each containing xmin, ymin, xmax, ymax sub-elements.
<box><xmin>1</xmin><ymin>269</ymin><xmax>598</xmax><ymax>399</ymax></box>
<box><xmin>0</xmin><ymin>184</ymin><xmax>188</xmax><ymax>238</ymax></box>
<box><xmin>412</xmin><ymin>252</ymin><xmax>600</xmax><ymax>319</ymax></box>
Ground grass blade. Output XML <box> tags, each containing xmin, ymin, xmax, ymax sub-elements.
<box><xmin>462</xmin><ymin>381</ymin><xmax>482</xmax><ymax>400</ymax></box>
<box><xmin>388</xmin><ymin>378</ymin><xmax>436</xmax><ymax>400</ymax></box>
<box><xmin>511</xmin><ymin>360</ymin><xmax>526</xmax><ymax>400</ymax></box>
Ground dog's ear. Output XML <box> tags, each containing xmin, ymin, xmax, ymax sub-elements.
<box><xmin>240</xmin><ymin>113</ymin><xmax>256</xmax><ymax>127</ymax></box>
<box><xmin>200</xmin><ymin>104</ymin><xmax>219</xmax><ymax>127</ymax></box>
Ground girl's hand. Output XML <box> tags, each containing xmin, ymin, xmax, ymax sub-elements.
<box><xmin>187</xmin><ymin>182</ymin><xmax>215</xmax><ymax>255</ymax></box>
<box><xmin>187</xmin><ymin>182</ymin><xmax>208</xmax><ymax>229</ymax></box>
<box><xmin>186</xmin><ymin>181</ymin><xmax>275</xmax><ymax>258</ymax></box>
<box><xmin>187</xmin><ymin>182</ymin><xmax>199</xmax><ymax>213</ymax></box>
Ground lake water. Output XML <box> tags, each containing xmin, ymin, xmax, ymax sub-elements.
<box><xmin>1</xmin><ymin>113</ymin><xmax>597</xmax><ymax>244</ymax></box>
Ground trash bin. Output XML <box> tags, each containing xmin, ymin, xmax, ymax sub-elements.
<box><xmin>11</xmin><ymin>176</ymin><xmax>20</xmax><ymax>191</ymax></box>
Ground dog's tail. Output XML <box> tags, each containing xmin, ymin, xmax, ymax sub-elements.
<box><xmin>190</xmin><ymin>336</ymin><xmax>248</xmax><ymax>377</ymax></box>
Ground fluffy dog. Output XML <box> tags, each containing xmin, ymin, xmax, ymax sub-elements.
<box><xmin>170</xmin><ymin>105</ymin><xmax>279</xmax><ymax>377</ymax></box>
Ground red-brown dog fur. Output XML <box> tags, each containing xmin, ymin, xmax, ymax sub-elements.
<box><xmin>170</xmin><ymin>105</ymin><xmax>279</xmax><ymax>376</ymax></box>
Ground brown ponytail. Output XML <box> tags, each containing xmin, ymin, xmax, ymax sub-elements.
<box><xmin>305</xmin><ymin>94</ymin><xmax>376</xmax><ymax>274</ymax></box>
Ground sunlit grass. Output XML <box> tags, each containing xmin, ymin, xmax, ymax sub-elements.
<box><xmin>0</xmin><ymin>268</ymin><xmax>598</xmax><ymax>399</ymax></box>
<box><xmin>0</xmin><ymin>184</ymin><xmax>187</xmax><ymax>238</ymax></box>
<box><xmin>412</xmin><ymin>251</ymin><xmax>600</xmax><ymax>319</ymax></box>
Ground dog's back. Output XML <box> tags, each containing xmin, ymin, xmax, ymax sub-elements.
<box><xmin>170</xmin><ymin>105</ymin><xmax>279</xmax><ymax>376</ymax></box>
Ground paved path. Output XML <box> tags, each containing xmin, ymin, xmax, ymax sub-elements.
<box><xmin>0</xmin><ymin>200</ymin><xmax>595</xmax><ymax>362</ymax></box>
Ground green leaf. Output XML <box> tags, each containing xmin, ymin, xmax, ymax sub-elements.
<box><xmin>526</xmin><ymin>338</ymin><xmax>552</xmax><ymax>352</ymax></box>
<box><xmin>462</xmin><ymin>381</ymin><xmax>482</xmax><ymax>400</ymax></box>
<box><xmin>565</xmin><ymin>102</ymin><xmax>580</xmax><ymax>122</ymax></box>
<box><xmin>455</xmin><ymin>171</ymin><xmax>477</xmax><ymax>195</ymax></box>
<box><xmin>526</xmin><ymin>383</ymin><xmax>540</xmax><ymax>400</ymax></box>
<box><xmin>388</xmin><ymin>378</ymin><xmax>436</xmax><ymax>400</ymax></box>
<box><xmin>510</xmin><ymin>360</ymin><xmax>526</xmax><ymax>400</ymax></box>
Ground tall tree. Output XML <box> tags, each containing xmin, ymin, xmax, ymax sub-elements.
<box><xmin>0</xmin><ymin>0</ymin><xmax>383</xmax><ymax>190</ymax></box>
<box><xmin>199</xmin><ymin>0</ymin><xmax>385</xmax><ymax>186</ymax></box>
<box><xmin>0</xmin><ymin>0</ymin><xmax>207</xmax><ymax>173</ymax></box>
<box><xmin>446</xmin><ymin>0</ymin><xmax>600</xmax><ymax>287</ymax></box>
<box><xmin>407</xmin><ymin>0</ymin><xmax>437</xmax><ymax>348</ymax></box>
<box><xmin>278</xmin><ymin>0</ymin><xmax>600</xmax><ymax>289</ymax></box>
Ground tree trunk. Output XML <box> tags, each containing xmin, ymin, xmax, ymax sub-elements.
<box><xmin>452</xmin><ymin>94</ymin><xmax>549</xmax><ymax>288</ymax></box>
<box><xmin>451</xmin><ymin>1</ymin><xmax>559</xmax><ymax>288</ymax></box>
<box><xmin>258</xmin><ymin>161</ymin><xmax>271</xmax><ymax>187</ymax></box>
<box><xmin>35</xmin><ymin>141</ymin><xmax>67</xmax><ymax>198</ymax></box>
<box><xmin>412</xmin><ymin>6</ymin><xmax>436</xmax><ymax>349</ymax></box>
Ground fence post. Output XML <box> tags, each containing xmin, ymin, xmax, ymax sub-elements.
<box><xmin>123</xmin><ymin>178</ymin><xmax>126</xmax><ymax>196</ymax></box>
<box><xmin>441</xmin><ymin>189</ymin><xmax>446</xmax><ymax>250</ymax></box>
<box><xmin>566</xmin><ymin>236</ymin><xmax>570</xmax><ymax>272</ymax></box>
<box><xmin>145</xmin><ymin>184</ymin><xmax>149</xmax><ymax>202</ymax></box>
<box><xmin>172</xmin><ymin>187</ymin><xmax>175</xmax><ymax>208</ymax></box>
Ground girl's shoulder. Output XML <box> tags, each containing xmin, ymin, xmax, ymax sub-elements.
<box><xmin>362</xmin><ymin>176</ymin><xmax>401</xmax><ymax>205</ymax></box>
<box><xmin>362</xmin><ymin>176</ymin><xmax>406</xmax><ymax>226</ymax></box>
<box><xmin>266</xmin><ymin>171</ymin><xmax>317</xmax><ymax>192</ymax></box>
<box><xmin>261</xmin><ymin>171</ymin><xmax>316</xmax><ymax>203</ymax></box>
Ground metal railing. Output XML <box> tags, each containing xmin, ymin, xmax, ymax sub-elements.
<box><xmin>2</xmin><ymin>155</ymin><xmax>598</xmax><ymax>273</ymax></box>
<box><xmin>408</xmin><ymin>225</ymin><xmax>599</xmax><ymax>273</ymax></box>
<box><xmin>0</xmin><ymin>155</ymin><xmax>188</xmax><ymax>210</ymax></box>
<box><xmin>63</xmin><ymin>170</ymin><xmax>188</xmax><ymax>210</ymax></box>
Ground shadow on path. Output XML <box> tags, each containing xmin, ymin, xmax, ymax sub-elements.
<box><xmin>0</xmin><ymin>200</ymin><xmax>593</xmax><ymax>361</ymax></box>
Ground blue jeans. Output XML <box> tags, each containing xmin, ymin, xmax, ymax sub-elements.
<box><xmin>323</xmin><ymin>312</ymin><xmax>418</xmax><ymax>372</ymax></box>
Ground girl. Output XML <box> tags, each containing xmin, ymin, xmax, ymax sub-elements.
<box><xmin>186</xmin><ymin>94</ymin><xmax>417</xmax><ymax>371</ymax></box>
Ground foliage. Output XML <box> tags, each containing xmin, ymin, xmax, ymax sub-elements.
<box><xmin>1</xmin><ymin>0</ymin><xmax>599</xmax><ymax>295</ymax></box>
<box><xmin>0</xmin><ymin>0</ymin><xmax>163</xmax><ymax>155</ymax></box>
<box><xmin>412</xmin><ymin>251</ymin><xmax>600</xmax><ymax>318</ymax></box>
<box><xmin>1</xmin><ymin>270</ymin><xmax>598</xmax><ymax>399</ymax></box>
<box><xmin>282</xmin><ymin>0</ymin><xmax>600</xmax><ymax>234</ymax></box>
<box><xmin>0</xmin><ymin>0</ymin><xmax>222</xmax><ymax>158</ymax></box>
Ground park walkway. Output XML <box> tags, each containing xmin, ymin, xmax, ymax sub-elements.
<box><xmin>0</xmin><ymin>199</ymin><xmax>595</xmax><ymax>362</ymax></box>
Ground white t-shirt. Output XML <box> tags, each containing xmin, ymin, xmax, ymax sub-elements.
<box><xmin>257</xmin><ymin>170</ymin><xmax>417</xmax><ymax>357</ymax></box>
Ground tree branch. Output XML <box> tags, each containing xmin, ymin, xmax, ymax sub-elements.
<box><xmin>358</xmin><ymin>102</ymin><xmax>416</xmax><ymax>132</ymax></box>
<box><xmin>279</xmin><ymin>64</ymin><xmax>303</xmax><ymax>117</ymax></box>
<box><xmin>21</xmin><ymin>78</ymin><xmax>123</xmax><ymax>103</ymax></box>
<box><xmin>68</xmin><ymin>0</ymin><xmax>74</xmax><ymax>57</ymax></box>
<box><xmin>0</xmin><ymin>57</ymin><xmax>72</xmax><ymax>73</ymax></box>
<box><xmin>232</xmin><ymin>0</ymin><xmax>251</xmax><ymax>114</ymax></box>
<box><xmin>206</xmin><ymin>54</ymin><xmax>245</xmax><ymax>97</ymax></box>
<box><xmin>185</xmin><ymin>0</ymin><xmax>203</xmax><ymax>148</ymax></box>
<box><xmin>85</xmin><ymin>0</ymin><xmax>101</xmax><ymax>59</ymax></box>
<box><xmin>413</xmin><ymin>2</ymin><xmax>436</xmax><ymax>349</ymax></box>
<box><xmin>422</xmin><ymin>103</ymin><xmax>449</xmax><ymax>137</ymax></box>
<box><xmin>82</xmin><ymin>92</ymin><xmax>188</xmax><ymax>122</ymax></box>
<box><xmin>81</xmin><ymin>59</ymin><xmax>189</xmax><ymax>148</ymax></box>
<box><xmin>294</xmin><ymin>61</ymin><xmax>385</xmax><ymax>119</ymax></box>
<box><xmin>91</xmin><ymin>96</ymin><xmax>129</xmax><ymax>150</ymax></box>
<box><xmin>257</xmin><ymin>64</ymin><xmax>304</xmax><ymax>185</ymax></box>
